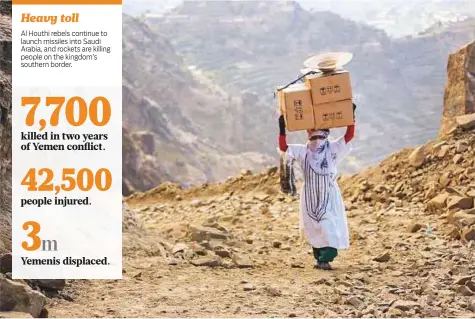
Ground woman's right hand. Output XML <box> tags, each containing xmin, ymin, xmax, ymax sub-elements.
<box><xmin>279</xmin><ymin>115</ymin><xmax>286</xmax><ymax>135</ymax></box>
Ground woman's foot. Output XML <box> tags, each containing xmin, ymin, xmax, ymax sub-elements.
<box><xmin>323</xmin><ymin>262</ymin><xmax>332</xmax><ymax>270</ymax></box>
<box><xmin>315</xmin><ymin>261</ymin><xmax>332</xmax><ymax>270</ymax></box>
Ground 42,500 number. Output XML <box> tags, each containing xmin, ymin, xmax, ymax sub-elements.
<box><xmin>21</xmin><ymin>168</ymin><xmax>112</xmax><ymax>195</ymax></box>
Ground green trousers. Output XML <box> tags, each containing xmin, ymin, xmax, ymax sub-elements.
<box><xmin>312</xmin><ymin>247</ymin><xmax>338</xmax><ymax>262</ymax></box>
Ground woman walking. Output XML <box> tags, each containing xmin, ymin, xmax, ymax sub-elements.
<box><xmin>278</xmin><ymin>105</ymin><xmax>356</xmax><ymax>270</ymax></box>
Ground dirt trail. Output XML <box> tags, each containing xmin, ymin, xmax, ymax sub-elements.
<box><xmin>48</xmin><ymin>184</ymin><xmax>475</xmax><ymax>318</ymax></box>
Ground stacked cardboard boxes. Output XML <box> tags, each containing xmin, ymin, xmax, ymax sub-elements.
<box><xmin>277</xmin><ymin>70</ymin><xmax>354</xmax><ymax>131</ymax></box>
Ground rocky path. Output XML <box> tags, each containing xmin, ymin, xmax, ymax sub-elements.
<box><xmin>47</xmin><ymin>188</ymin><xmax>475</xmax><ymax>318</ymax></box>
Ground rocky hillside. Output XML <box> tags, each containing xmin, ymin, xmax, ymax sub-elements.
<box><xmin>0</xmin><ymin>0</ymin><xmax>12</xmax><ymax>256</ymax></box>
<box><xmin>50</xmin><ymin>117</ymin><xmax>475</xmax><ymax>317</ymax></box>
<box><xmin>148</xmin><ymin>0</ymin><xmax>475</xmax><ymax>173</ymax></box>
<box><xmin>122</xmin><ymin>13</ymin><xmax>274</xmax><ymax>195</ymax></box>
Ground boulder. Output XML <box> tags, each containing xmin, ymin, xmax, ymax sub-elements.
<box><xmin>462</xmin><ymin>227</ymin><xmax>475</xmax><ymax>241</ymax></box>
<box><xmin>243</xmin><ymin>283</ymin><xmax>256</xmax><ymax>291</ymax></box>
<box><xmin>453</xmin><ymin>154</ymin><xmax>463</xmax><ymax>164</ymax></box>
<box><xmin>457</xmin><ymin>114</ymin><xmax>475</xmax><ymax>131</ymax></box>
<box><xmin>373</xmin><ymin>251</ymin><xmax>390</xmax><ymax>263</ymax></box>
<box><xmin>468</xmin><ymin>298</ymin><xmax>475</xmax><ymax>312</ymax></box>
<box><xmin>445</xmin><ymin>225</ymin><xmax>461</xmax><ymax>239</ymax></box>
<box><xmin>232</xmin><ymin>253</ymin><xmax>253</xmax><ymax>268</ymax></box>
<box><xmin>0</xmin><ymin>277</ymin><xmax>46</xmax><ymax>317</ymax></box>
<box><xmin>447</xmin><ymin>196</ymin><xmax>473</xmax><ymax>210</ymax></box>
<box><xmin>346</xmin><ymin>296</ymin><xmax>363</xmax><ymax>307</ymax></box>
<box><xmin>439</xmin><ymin>171</ymin><xmax>452</xmax><ymax>186</ymax></box>
<box><xmin>454</xmin><ymin>275</ymin><xmax>473</xmax><ymax>285</ymax></box>
<box><xmin>30</xmin><ymin>279</ymin><xmax>66</xmax><ymax>291</ymax></box>
<box><xmin>171</xmin><ymin>243</ymin><xmax>189</xmax><ymax>255</ymax></box>
<box><xmin>431</xmin><ymin>141</ymin><xmax>446</xmax><ymax>154</ymax></box>
<box><xmin>427</xmin><ymin>193</ymin><xmax>449</xmax><ymax>210</ymax></box>
<box><xmin>214</xmin><ymin>248</ymin><xmax>231</xmax><ymax>258</ymax></box>
<box><xmin>392</xmin><ymin>300</ymin><xmax>421</xmax><ymax>312</ymax></box>
<box><xmin>0</xmin><ymin>253</ymin><xmax>12</xmax><ymax>274</ymax></box>
<box><xmin>190</xmin><ymin>243</ymin><xmax>207</xmax><ymax>256</ymax></box>
<box><xmin>189</xmin><ymin>225</ymin><xmax>230</xmax><ymax>242</ymax></box>
<box><xmin>457</xmin><ymin>285</ymin><xmax>475</xmax><ymax>296</ymax></box>
<box><xmin>440</xmin><ymin>40</ymin><xmax>475</xmax><ymax>137</ymax></box>
<box><xmin>452</xmin><ymin>211</ymin><xmax>475</xmax><ymax>227</ymax></box>
<box><xmin>190</xmin><ymin>256</ymin><xmax>221</xmax><ymax>267</ymax></box>
<box><xmin>455</xmin><ymin>141</ymin><xmax>469</xmax><ymax>153</ymax></box>
<box><xmin>408</xmin><ymin>146</ymin><xmax>426</xmax><ymax>168</ymax></box>
<box><xmin>438</xmin><ymin>145</ymin><xmax>451</xmax><ymax>158</ymax></box>
<box><xmin>407</xmin><ymin>222</ymin><xmax>423</xmax><ymax>233</ymax></box>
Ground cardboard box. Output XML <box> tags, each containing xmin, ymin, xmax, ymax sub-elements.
<box><xmin>277</xmin><ymin>83</ymin><xmax>314</xmax><ymax>132</ymax></box>
<box><xmin>314</xmin><ymin>99</ymin><xmax>354</xmax><ymax>129</ymax></box>
<box><xmin>305</xmin><ymin>71</ymin><xmax>352</xmax><ymax>105</ymax></box>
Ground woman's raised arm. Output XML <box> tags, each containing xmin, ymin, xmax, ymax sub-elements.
<box><xmin>278</xmin><ymin>115</ymin><xmax>288</xmax><ymax>152</ymax></box>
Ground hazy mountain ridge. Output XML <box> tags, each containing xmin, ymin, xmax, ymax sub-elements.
<box><xmin>122</xmin><ymin>0</ymin><xmax>474</xmax><ymax>190</ymax></box>
<box><xmin>122</xmin><ymin>13</ymin><xmax>274</xmax><ymax>194</ymax></box>
<box><xmin>147</xmin><ymin>0</ymin><xmax>474</xmax><ymax>172</ymax></box>
<box><xmin>300</xmin><ymin>0</ymin><xmax>475</xmax><ymax>37</ymax></box>
<box><xmin>124</xmin><ymin>0</ymin><xmax>475</xmax><ymax>38</ymax></box>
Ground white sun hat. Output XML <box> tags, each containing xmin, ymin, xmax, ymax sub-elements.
<box><xmin>302</xmin><ymin>51</ymin><xmax>353</xmax><ymax>72</ymax></box>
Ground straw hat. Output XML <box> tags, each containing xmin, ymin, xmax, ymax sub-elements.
<box><xmin>303</xmin><ymin>52</ymin><xmax>353</xmax><ymax>72</ymax></box>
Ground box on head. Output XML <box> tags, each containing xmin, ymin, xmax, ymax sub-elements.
<box><xmin>277</xmin><ymin>83</ymin><xmax>314</xmax><ymax>132</ymax></box>
<box><xmin>277</xmin><ymin>52</ymin><xmax>355</xmax><ymax>131</ymax></box>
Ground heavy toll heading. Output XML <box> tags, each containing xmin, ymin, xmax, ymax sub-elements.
<box><xmin>20</xmin><ymin>13</ymin><xmax>80</xmax><ymax>25</ymax></box>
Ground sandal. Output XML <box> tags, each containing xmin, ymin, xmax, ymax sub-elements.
<box><xmin>320</xmin><ymin>262</ymin><xmax>332</xmax><ymax>270</ymax></box>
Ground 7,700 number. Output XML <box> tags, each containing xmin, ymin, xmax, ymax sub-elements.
<box><xmin>22</xmin><ymin>96</ymin><xmax>112</xmax><ymax>131</ymax></box>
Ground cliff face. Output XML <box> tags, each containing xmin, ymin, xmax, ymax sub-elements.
<box><xmin>122</xmin><ymin>13</ymin><xmax>274</xmax><ymax>195</ymax></box>
<box><xmin>440</xmin><ymin>41</ymin><xmax>475</xmax><ymax>137</ymax></box>
<box><xmin>0</xmin><ymin>0</ymin><xmax>11</xmax><ymax>255</ymax></box>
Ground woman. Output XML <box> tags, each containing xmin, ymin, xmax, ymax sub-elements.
<box><xmin>278</xmin><ymin>105</ymin><xmax>356</xmax><ymax>270</ymax></box>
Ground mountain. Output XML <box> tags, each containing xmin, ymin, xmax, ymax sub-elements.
<box><xmin>147</xmin><ymin>0</ymin><xmax>475</xmax><ymax>173</ymax></box>
<box><xmin>124</xmin><ymin>0</ymin><xmax>475</xmax><ymax>38</ymax></box>
<box><xmin>122</xmin><ymin>14</ymin><xmax>274</xmax><ymax>195</ymax></box>
<box><xmin>300</xmin><ymin>0</ymin><xmax>475</xmax><ymax>38</ymax></box>
<box><xmin>419</xmin><ymin>16</ymin><xmax>475</xmax><ymax>36</ymax></box>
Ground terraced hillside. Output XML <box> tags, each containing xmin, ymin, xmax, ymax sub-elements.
<box><xmin>122</xmin><ymin>13</ymin><xmax>274</xmax><ymax>194</ymax></box>
<box><xmin>148</xmin><ymin>0</ymin><xmax>475</xmax><ymax>172</ymax></box>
